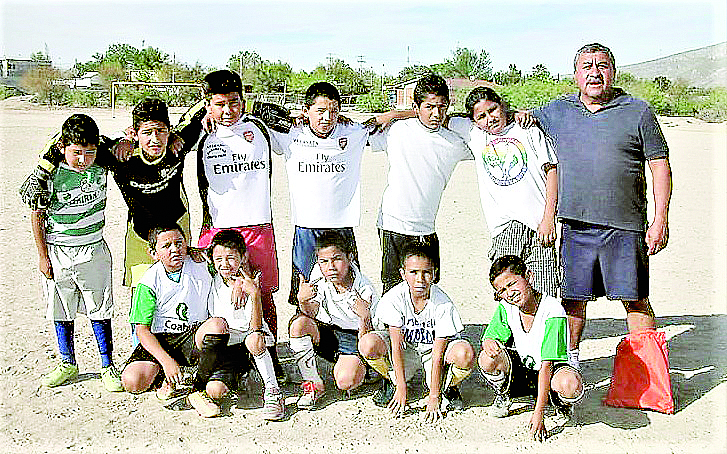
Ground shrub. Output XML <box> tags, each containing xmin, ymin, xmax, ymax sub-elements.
<box><xmin>355</xmin><ymin>90</ymin><xmax>391</xmax><ymax>113</ymax></box>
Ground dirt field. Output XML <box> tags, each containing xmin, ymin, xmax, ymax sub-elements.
<box><xmin>0</xmin><ymin>99</ymin><xmax>725</xmax><ymax>453</ymax></box>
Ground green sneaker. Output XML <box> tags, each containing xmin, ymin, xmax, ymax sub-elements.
<box><xmin>101</xmin><ymin>365</ymin><xmax>124</xmax><ymax>392</ymax></box>
<box><xmin>42</xmin><ymin>362</ymin><xmax>79</xmax><ymax>387</ymax></box>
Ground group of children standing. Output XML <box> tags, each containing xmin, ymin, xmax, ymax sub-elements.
<box><xmin>22</xmin><ymin>70</ymin><xmax>582</xmax><ymax>439</ymax></box>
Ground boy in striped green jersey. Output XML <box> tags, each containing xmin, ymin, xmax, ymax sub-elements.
<box><xmin>28</xmin><ymin>114</ymin><xmax>123</xmax><ymax>392</ymax></box>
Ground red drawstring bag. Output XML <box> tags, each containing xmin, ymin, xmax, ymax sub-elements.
<box><xmin>603</xmin><ymin>329</ymin><xmax>674</xmax><ymax>414</ymax></box>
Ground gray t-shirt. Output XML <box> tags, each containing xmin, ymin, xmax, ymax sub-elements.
<box><xmin>532</xmin><ymin>90</ymin><xmax>668</xmax><ymax>231</ymax></box>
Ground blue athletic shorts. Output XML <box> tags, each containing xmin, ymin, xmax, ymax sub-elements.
<box><xmin>314</xmin><ymin>323</ymin><xmax>360</xmax><ymax>362</ymax></box>
<box><xmin>560</xmin><ymin>221</ymin><xmax>649</xmax><ymax>301</ymax></box>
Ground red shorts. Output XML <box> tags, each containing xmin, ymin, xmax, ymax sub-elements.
<box><xmin>198</xmin><ymin>224</ymin><xmax>279</xmax><ymax>293</ymax></box>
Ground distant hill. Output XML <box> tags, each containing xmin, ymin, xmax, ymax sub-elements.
<box><xmin>619</xmin><ymin>42</ymin><xmax>727</xmax><ymax>88</ymax></box>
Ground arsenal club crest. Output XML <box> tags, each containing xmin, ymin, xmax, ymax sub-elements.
<box><xmin>243</xmin><ymin>131</ymin><xmax>255</xmax><ymax>143</ymax></box>
<box><xmin>338</xmin><ymin>137</ymin><xmax>348</xmax><ymax>150</ymax></box>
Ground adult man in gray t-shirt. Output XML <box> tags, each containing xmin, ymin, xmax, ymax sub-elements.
<box><xmin>532</xmin><ymin>43</ymin><xmax>672</xmax><ymax>369</ymax></box>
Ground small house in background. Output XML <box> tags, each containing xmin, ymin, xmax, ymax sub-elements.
<box><xmin>0</xmin><ymin>57</ymin><xmax>52</xmax><ymax>89</ymax></box>
<box><xmin>387</xmin><ymin>77</ymin><xmax>496</xmax><ymax>110</ymax></box>
<box><xmin>62</xmin><ymin>71</ymin><xmax>102</xmax><ymax>89</ymax></box>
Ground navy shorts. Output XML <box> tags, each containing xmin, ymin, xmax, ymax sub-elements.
<box><xmin>560</xmin><ymin>221</ymin><xmax>649</xmax><ymax>301</ymax></box>
<box><xmin>314</xmin><ymin>323</ymin><xmax>360</xmax><ymax>362</ymax></box>
<box><xmin>379</xmin><ymin>229</ymin><xmax>440</xmax><ymax>293</ymax></box>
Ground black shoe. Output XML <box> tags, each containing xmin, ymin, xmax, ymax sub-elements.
<box><xmin>373</xmin><ymin>379</ymin><xmax>395</xmax><ymax>407</ymax></box>
<box><xmin>440</xmin><ymin>386</ymin><xmax>464</xmax><ymax>412</ymax></box>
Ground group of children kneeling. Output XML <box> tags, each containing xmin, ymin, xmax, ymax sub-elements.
<box><xmin>23</xmin><ymin>89</ymin><xmax>582</xmax><ymax>442</ymax></box>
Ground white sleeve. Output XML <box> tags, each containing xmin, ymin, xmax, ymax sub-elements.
<box><xmin>435</xmin><ymin>303</ymin><xmax>464</xmax><ymax>338</ymax></box>
<box><xmin>367</xmin><ymin>125</ymin><xmax>389</xmax><ymax>153</ymax></box>
<box><xmin>268</xmin><ymin>128</ymin><xmax>288</xmax><ymax>156</ymax></box>
<box><xmin>374</xmin><ymin>292</ymin><xmax>404</xmax><ymax>328</ymax></box>
<box><xmin>447</xmin><ymin>116</ymin><xmax>473</xmax><ymax>139</ymax></box>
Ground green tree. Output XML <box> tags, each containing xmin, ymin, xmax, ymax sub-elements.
<box><xmin>493</xmin><ymin>64</ymin><xmax>522</xmax><ymax>85</ymax></box>
<box><xmin>30</xmin><ymin>50</ymin><xmax>49</xmax><ymax>62</ymax></box>
<box><xmin>396</xmin><ymin>65</ymin><xmax>433</xmax><ymax>83</ymax></box>
<box><xmin>530</xmin><ymin>64</ymin><xmax>551</xmax><ymax>81</ymax></box>
<box><xmin>435</xmin><ymin>47</ymin><xmax>492</xmax><ymax>80</ymax></box>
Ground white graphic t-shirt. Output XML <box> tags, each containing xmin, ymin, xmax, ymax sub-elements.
<box><xmin>201</xmin><ymin>118</ymin><xmax>272</xmax><ymax>227</ymax></box>
<box><xmin>449</xmin><ymin>117</ymin><xmax>556</xmax><ymax>237</ymax></box>
<box><xmin>271</xmin><ymin>123</ymin><xmax>372</xmax><ymax>228</ymax></box>
<box><xmin>375</xmin><ymin>281</ymin><xmax>464</xmax><ymax>354</ymax></box>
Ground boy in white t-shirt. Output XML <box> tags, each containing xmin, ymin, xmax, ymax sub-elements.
<box><xmin>368</xmin><ymin>74</ymin><xmax>472</xmax><ymax>293</ymax></box>
<box><xmin>121</xmin><ymin>224</ymin><xmax>233</xmax><ymax>418</ymax></box>
<box><xmin>289</xmin><ymin>230</ymin><xmax>378</xmax><ymax>409</ymax></box>
<box><xmin>447</xmin><ymin>87</ymin><xmax>559</xmax><ymax>297</ymax></box>
<box><xmin>206</xmin><ymin>229</ymin><xmax>285</xmax><ymax>420</ymax></box>
<box><xmin>359</xmin><ymin>244</ymin><xmax>474</xmax><ymax>422</ymax></box>
<box><xmin>479</xmin><ymin>255</ymin><xmax>583</xmax><ymax>442</ymax></box>
<box><xmin>268</xmin><ymin>82</ymin><xmax>402</xmax><ymax>305</ymax></box>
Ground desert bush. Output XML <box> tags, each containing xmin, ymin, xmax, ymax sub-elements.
<box><xmin>355</xmin><ymin>90</ymin><xmax>391</xmax><ymax>112</ymax></box>
<box><xmin>62</xmin><ymin>90</ymin><xmax>103</xmax><ymax>107</ymax></box>
<box><xmin>0</xmin><ymin>85</ymin><xmax>21</xmax><ymax>100</ymax></box>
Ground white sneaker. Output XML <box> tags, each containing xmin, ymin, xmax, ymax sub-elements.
<box><xmin>297</xmin><ymin>381</ymin><xmax>324</xmax><ymax>410</ymax></box>
<box><xmin>262</xmin><ymin>387</ymin><xmax>285</xmax><ymax>421</ymax></box>
<box><xmin>489</xmin><ymin>393</ymin><xmax>512</xmax><ymax>418</ymax></box>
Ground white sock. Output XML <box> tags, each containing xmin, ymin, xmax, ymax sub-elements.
<box><xmin>567</xmin><ymin>349</ymin><xmax>580</xmax><ymax>370</ymax></box>
<box><xmin>483</xmin><ymin>370</ymin><xmax>506</xmax><ymax>393</ymax></box>
<box><xmin>253</xmin><ymin>349</ymin><xmax>279</xmax><ymax>391</ymax></box>
<box><xmin>288</xmin><ymin>335</ymin><xmax>322</xmax><ymax>384</ymax></box>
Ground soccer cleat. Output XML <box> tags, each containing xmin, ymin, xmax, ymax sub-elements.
<box><xmin>188</xmin><ymin>390</ymin><xmax>221</xmax><ymax>418</ymax></box>
<box><xmin>42</xmin><ymin>362</ymin><xmax>79</xmax><ymax>387</ymax></box>
<box><xmin>488</xmin><ymin>392</ymin><xmax>512</xmax><ymax>418</ymax></box>
<box><xmin>440</xmin><ymin>386</ymin><xmax>464</xmax><ymax>412</ymax></box>
<box><xmin>372</xmin><ymin>379</ymin><xmax>395</xmax><ymax>408</ymax></box>
<box><xmin>297</xmin><ymin>381</ymin><xmax>325</xmax><ymax>410</ymax></box>
<box><xmin>101</xmin><ymin>365</ymin><xmax>123</xmax><ymax>392</ymax></box>
<box><xmin>262</xmin><ymin>387</ymin><xmax>286</xmax><ymax>421</ymax></box>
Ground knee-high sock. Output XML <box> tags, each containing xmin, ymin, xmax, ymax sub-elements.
<box><xmin>252</xmin><ymin>349</ymin><xmax>279</xmax><ymax>390</ymax></box>
<box><xmin>194</xmin><ymin>333</ymin><xmax>230</xmax><ymax>391</ymax></box>
<box><xmin>91</xmin><ymin>319</ymin><xmax>113</xmax><ymax>368</ymax></box>
<box><xmin>54</xmin><ymin>321</ymin><xmax>75</xmax><ymax>365</ymax></box>
<box><xmin>288</xmin><ymin>335</ymin><xmax>322</xmax><ymax>384</ymax></box>
<box><xmin>365</xmin><ymin>356</ymin><xmax>391</xmax><ymax>380</ymax></box>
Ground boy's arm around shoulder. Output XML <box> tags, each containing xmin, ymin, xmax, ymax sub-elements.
<box><xmin>19</xmin><ymin>134</ymin><xmax>63</xmax><ymax>210</ymax></box>
<box><xmin>30</xmin><ymin>210</ymin><xmax>52</xmax><ymax>279</ymax></box>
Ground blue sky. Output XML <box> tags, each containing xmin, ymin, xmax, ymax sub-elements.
<box><xmin>2</xmin><ymin>0</ymin><xmax>725</xmax><ymax>77</ymax></box>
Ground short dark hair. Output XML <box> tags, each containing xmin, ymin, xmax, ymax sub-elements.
<box><xmin>489</xmin><ymin>255</ymin><xmax>527</xmax><ymax>285</ymax></box>
<box><xmin>132</xmin><ymin>98</ymin><xmax>170</xmax><ymax>130</ymax></box>
<box><xmin>207</xmin><ymin>229</ymin><xmax>247</xmax><ymax>258</ymax></box>
<box><xmin>59</xmin><ymin>114</ymin><xmax>100</xmax><ymax>147</ymax></box>
<box><xmin>464</xmin><ymin>87</ymin><xmax>503</xmax><ymax>119</ymax></box>
<box><xmin>147</xmin><ymin>223</ymin><xmax>185</xmax><ymax>250</ymax></box>
<box><xmin>574</xmin><ymin>43</ymin><xmax>615</xmax><ymax>70</ymax></box>
<box><xmin>399</xmin><ymin>242</ymin><xmax>436</xmax><ymax>270</ymax></box>
<box><xmin>304</xmin><ymin>81</ymin><xmax>340</xmax><ymax>107</ymax></box>
<box><xmin>203</xmin><ymin>70</ymin><xmax>243</xmax><ymax>98</ymax></box>
<box><xmin>315</xmin><ymin>230</ymin><xmax>352</xmax><ymax>255</ymax></box>
<box><xmin>413</xmin><ymin>74</ymin><xmax>449</xmax><ymax>106</ymax></box>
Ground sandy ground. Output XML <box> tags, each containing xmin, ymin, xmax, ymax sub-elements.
<box><xmin>0</xmin><ymin>99</ymin><xmax>725</xmax><ymax>454</ymax></box>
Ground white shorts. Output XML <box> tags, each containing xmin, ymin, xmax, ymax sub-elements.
<box><xmin>372</xmin><ymin>329</ymin><xmax>467</xmax><ymax>388</ymax></box>
<box><xmin>228</xmin><ymin>327</ymin><xmax>275</xmax><ymax>348</ymax></box>
<box><xmin>44</xmin><ymin>240</ymin><xmax>113</xmax><ymax>321</ymax></box>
